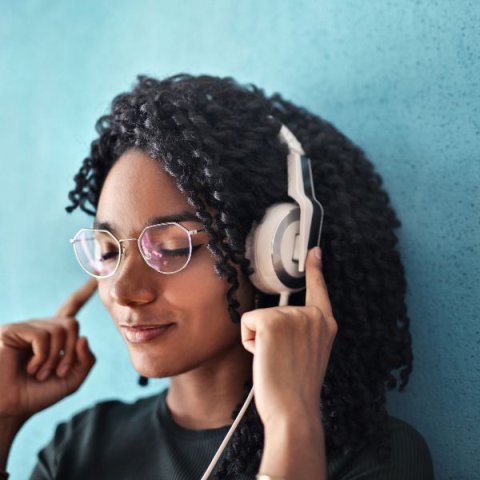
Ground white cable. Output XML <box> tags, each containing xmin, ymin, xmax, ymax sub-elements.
<box><xmin>199</xmin><ymin>293</ymin><xmax>289</xmax><ymax>479</ymax></box>
<box><xmin>279</xmin><ymin>291</ymin><xmax>290</xmax><ymax>306</ymax></box>
<box><xmin>200</xmin><ymin>385</ymin><xmax>255</xmax><ymax>480</ymax></box>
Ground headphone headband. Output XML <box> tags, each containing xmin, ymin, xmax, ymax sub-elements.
<box><xmin>245</xmin><ymin>124</ymin><xmax>324</xmax><ymax>294</ymax></box>
<box><xmin>279</xmin><ymin>125</ymin><xmax>323</xmax><ymax>272</ymax></box>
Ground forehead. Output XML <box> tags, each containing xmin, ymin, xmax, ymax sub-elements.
<box><xmin>96</xmin><ymin>149</ymin><xmax>197</xmax><ymax>235</ymax></box>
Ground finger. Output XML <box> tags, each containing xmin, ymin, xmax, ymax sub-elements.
<box><xmin>65</xmin><ymin>337</ymin><xmax>96</xmax><ymax>392</ymax></box>
<box><xmin>241</xmin><ymin>310</ymin><xmax>259</xmax><ymax>354</ymax></box>
<box><xmin>25</xmin><ymin>328</ymin><xmax>52</xmax><ymax>375</ymax></box>
<box><xmin>36</xmin><ymin>326</ymin><xmax>66</xmax><ymax>381</ymax></box>
<box><xmin>76</xmin><ymin>337</ymin><xmax>95</xmax><ymax>369</ymax></box>
<box><xmin>59</xmin><ymin>337</ymin><xmax>95</xmax><ymax>395</ymax></box>
<box><xmin>241</xmin><ymin>309</ymin><xmax>279</xmax><ymax>355</ymax></box>
<box><xmin>305</xmin><ymin>247</ymin><xmax>334</xmax><ymax>318</ymax></box>
<box><xmin>56</xmin><ymin>278</ymin><xmax>97</xmax><ymax>318</ymax></box>
<box><xmin>55</xmin><ymin>319</ymin><xmax>79</xmax><ymax>377</ymax></box>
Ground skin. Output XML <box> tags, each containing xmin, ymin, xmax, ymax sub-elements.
<box><xmin>96</xmin><ymin>148</ymin><xmax>255</xmax><ymax>428</ymax></box>
<box><xmin>0</xmin><ymin>148</ymin><xmax>337</xmax><ymax>479</ymax></box>
<box><xmin>0</xmin><ymin>280</ymin><xmax>96</xmax><ymax>469</ymax></box>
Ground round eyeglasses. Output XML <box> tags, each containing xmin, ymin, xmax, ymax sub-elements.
<box><xmin>70</xmin><ymin>222</ymin><xmax>207</xmax><ymax>278</ymax></box>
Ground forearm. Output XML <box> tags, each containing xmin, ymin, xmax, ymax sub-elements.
<box><xmin>0</xmin><ymin>418</ymin><xmax>24</xmax><ymax>470</ymax></box>
<box><xmin>259</xmin><ymin>414</ymin><xmax>326</xmax><ymax>480</ymax></box>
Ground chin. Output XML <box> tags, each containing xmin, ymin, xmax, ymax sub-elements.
<box><xmin>128</xmin><ymin>351</ymin><xmax>175</xmax><ymax>378</ymax></box>
<box><xmin>128</xmin><ymin>345</ymin><xmax>199</xmax><ymax>378</ymax></box>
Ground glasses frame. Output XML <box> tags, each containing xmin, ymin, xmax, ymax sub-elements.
<box><xmin>70</xmin><ymin>222</ymin><xmax>206</xmax><ymax>279</ymax></box>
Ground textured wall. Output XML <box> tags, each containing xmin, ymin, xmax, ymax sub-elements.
<box><xmin>1</xmin><ymin>1</ymin><xmax>478</xmax><ymax>478</ymax></box>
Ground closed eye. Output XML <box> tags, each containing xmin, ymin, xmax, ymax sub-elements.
<box><xmin>152</xmin><ymin>247</ymin><xmax>189</xmax><ymax>258</ymax></box>
<box><xmin>100</xmin><ymin>250</ymin><xmax>119</xmax><ymax>262</ymax></box>
<box><xmin>151</xmin><ymin>245</ymin><xmax>202</xmax><ymax>258</ymax></box>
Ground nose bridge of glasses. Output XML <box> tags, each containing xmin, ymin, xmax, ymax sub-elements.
<box><xmin>118</xmin><ymin>237</ymin><xmax>139</xmax><ymax>253</ymax></box>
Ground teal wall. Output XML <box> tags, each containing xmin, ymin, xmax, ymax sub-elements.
<box><xmin>1</xmin><ymin>1</ymin><xmax>478</xmax><ymax>478</ymax></box>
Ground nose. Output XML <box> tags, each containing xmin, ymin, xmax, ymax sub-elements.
<box><xmin>108</xmin><ymin>241</ymin><xmax>157</xmax><ymax>307</ymax></box>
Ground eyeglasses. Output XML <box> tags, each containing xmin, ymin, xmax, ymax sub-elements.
<box><xmin>70</xmin><ymin>222</ymin><xmax>206</xmax><ymax>278</ymax></box>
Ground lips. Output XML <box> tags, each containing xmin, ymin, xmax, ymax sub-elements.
<box><xmin>120</xmin><ymin>323</ymin><xmax>176</xmax><ymax>344</ymax></box>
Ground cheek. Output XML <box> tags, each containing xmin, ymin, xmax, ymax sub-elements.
<box><xmin>167</xmin><ymin>264</ymin><xmax>230</xmax><ymax>313</ymax></box>
<box><xmin>97</xmin><ymin>281</ymin><xmax>111</xmax><ymax>310</ymax></box>
<box><xmin>169</xmin><ymin>253</ymin><xmax>254</xmax><ymax>317</ymax></box>
<box><xmin>164</xmin><ymin>266</ymin><xmax>250</xmax><ymax>349</ymax></box>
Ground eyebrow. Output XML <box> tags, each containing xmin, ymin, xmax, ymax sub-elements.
<box><xmin>93</xmin><ymin>211</ymin><xmax>200</xmax><ymax>235</ymax></box>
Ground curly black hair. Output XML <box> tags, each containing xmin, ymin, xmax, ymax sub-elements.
<box><xmin>66</xmin><ymin>74</ymin><xmax>412</xmax><ymax>478</ymax></box>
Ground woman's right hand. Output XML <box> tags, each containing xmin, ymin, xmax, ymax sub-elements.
<box><xmin>0</xmin><ymin>279</ymin><xmax>97</xmax><ymax>425</ymax></box>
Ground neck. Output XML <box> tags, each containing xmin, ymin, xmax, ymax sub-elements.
<box><xmin>166</xmin><ymin>343</ymin><xmax>253</xmax><ymax>430</ymax></box>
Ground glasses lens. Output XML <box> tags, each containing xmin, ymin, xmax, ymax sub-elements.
<box><xmin>72</xmin><ymin>229</ymin><xmax>120</xmax><ymax>277</ymax></box>
<box><xmin>140</xmin><ymin>223</ymin><xmax>192</xmax><ymax>273</ymax></box>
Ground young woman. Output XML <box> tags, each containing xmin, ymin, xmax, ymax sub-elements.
<box><xmin>0</xmin><ymin>74</ymin><xmax>433</xmax><ymax>479</ymax></box>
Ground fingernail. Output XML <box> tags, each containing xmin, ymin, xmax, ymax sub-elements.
<box><xmin>314</xmin><ymin>247</ymin><xmax>322</xmax><ymax>260</ymax></box>
<box><xmin>57</xmin><ymin>365</ymin><xmax>70</xmax><ymax>377</ymax></box>
<box><xmin>37</xmin><ymin>369</ymin><xmax>51</xmax><ymax>381</ymax></box>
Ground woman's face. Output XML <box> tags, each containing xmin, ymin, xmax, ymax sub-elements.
<box><xmin>96</xmin><ymin>149</ymin><xmax>254</xmax><ymax>378</ymax></box>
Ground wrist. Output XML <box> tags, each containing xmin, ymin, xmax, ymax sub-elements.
<box><xmin>0</xmin><ymin>417</ymin><xmax>24</xmax><ymax>470</ymax></box>
<box><xmin>259</xmin><ymin>415</ymin><xmax>326</xmax><ymax>479</ymax></box>
<box><xmin>263</xmin><ymin>413</ymin><xmax>324</xmax><ymax>450</ymax></box>
<box><xmin>262</xmin><ymin>399</ymin><xmax>322</xmax><ymax>432</ymax></box>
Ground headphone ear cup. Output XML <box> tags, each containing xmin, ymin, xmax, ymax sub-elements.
<box><xmin>245</xmin><ymin>203</ymin><xmax>307</xmax><ymax>295</ymax></box>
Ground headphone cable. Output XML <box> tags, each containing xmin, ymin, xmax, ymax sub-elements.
<box><xmin>200</xmin><ymin>292</ymin><xmax>290</xmax><ymax>479</ymax></box>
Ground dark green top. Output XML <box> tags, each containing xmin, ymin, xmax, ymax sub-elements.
<box><xmin>30</xmin><ymin>389</ymin><xmax>433</xmax><ymax>479</ymax></box>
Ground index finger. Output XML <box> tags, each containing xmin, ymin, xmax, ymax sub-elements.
<box><xmin>305</xmin><ymin>247</ymin><xmax>334</xmax><ymax>318</ymax></box>
<box><xmin>56</xmin><ymin>278</ymin><xmax>98</xmax><ymax>317</ymax></box>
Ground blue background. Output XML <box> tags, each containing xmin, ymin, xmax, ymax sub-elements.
<box><xmin>1</xmin><ymin>1</ymin><xmax>479</xmax><ymax>479</ymax></box>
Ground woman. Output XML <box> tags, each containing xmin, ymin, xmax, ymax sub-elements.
<box><xmin>0</xmin><ymin>74</ymin><xmax>433</xmax><ymax>479</ymax></box>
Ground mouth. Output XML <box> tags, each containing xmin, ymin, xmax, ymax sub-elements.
<box><xmin>120</xmin><ymin>323</ymin><xmax>176</xmax><ymax>344</ymax></box>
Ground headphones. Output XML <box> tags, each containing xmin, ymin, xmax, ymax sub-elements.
<box><xmin>245</xmin><ymin>125</ymin><xmax>324</xmax><ymax>296</ymax></box>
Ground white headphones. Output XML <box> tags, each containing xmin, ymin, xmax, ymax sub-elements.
<box><xmin>245</xmin><ymin>125</ymin><xmax>324</xmax><ymax>295</ymax></box>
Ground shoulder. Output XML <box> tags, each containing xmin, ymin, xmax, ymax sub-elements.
<box><xmin>31</xmin><ymin>392</ymin><xmax>165</xmax><ymax>478</ymax></box>
<box><xmin>386</xmin><ymin>416</ymin><xmax>432</xmax><ymax>464</ymax></box>
<box><xmin>387</xmin><ymin>416</ymin><xmax>429</xmax><ymax>446</ymax></box>
<box><xmin>329</xmin><ymin>416</ymin><xmax>434</xmax><ymax>480</ymax></box>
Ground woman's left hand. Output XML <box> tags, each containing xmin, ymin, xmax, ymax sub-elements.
<box><xmin>241</xmin><ymin>247</ymin><xmax>337</xmax><ymax>428</ymax></box>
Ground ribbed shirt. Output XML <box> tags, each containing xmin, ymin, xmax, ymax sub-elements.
<box><xmin>30</xmin><ymin>389</ymin><xmax>433</xmax><ymax>479</ymax></box>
